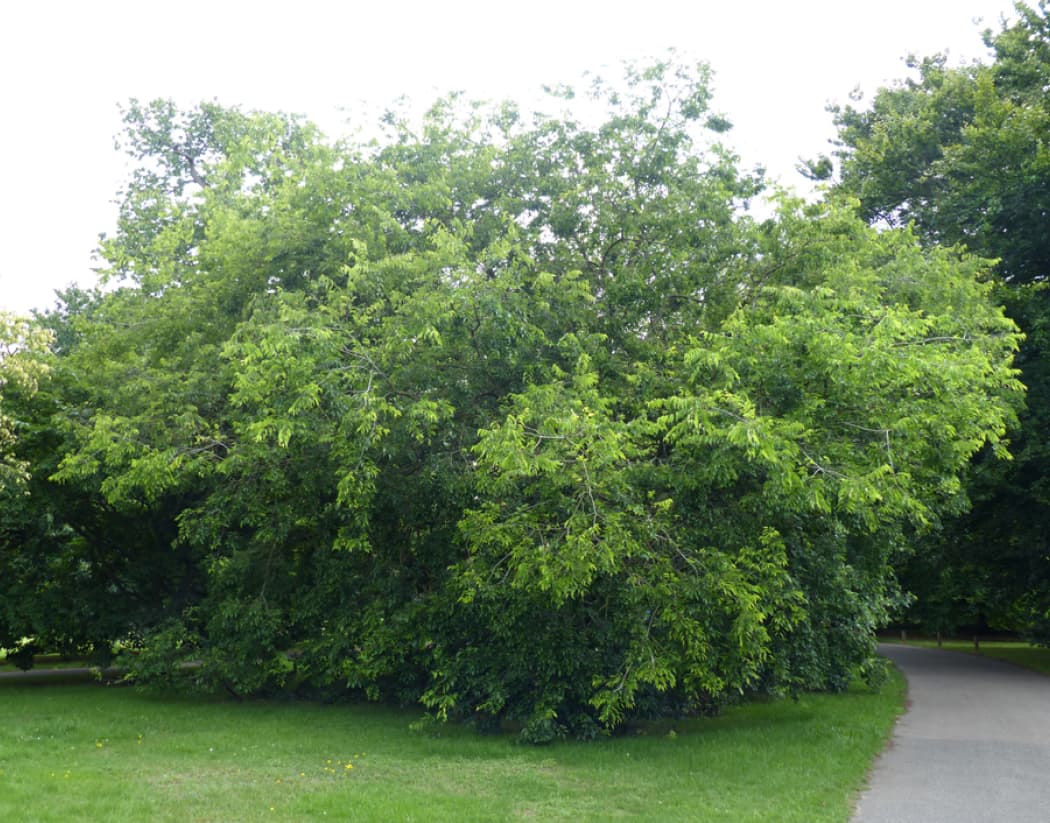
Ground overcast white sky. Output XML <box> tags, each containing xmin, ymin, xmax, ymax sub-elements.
<box><xmin>0</xmin><ymin>0</ymin><xmax>1021</xmax><ymax>314</ymax></box>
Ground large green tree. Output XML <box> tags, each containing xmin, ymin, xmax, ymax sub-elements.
<box><xmin>827</xmin><ymin>1</ymin><xmax>1050</xmax><ymax>639</ymax></box>
<box><xmin>1</xmin><ymin>61</ymin><xmax>1022</xmax><ymax>738</ymax></box>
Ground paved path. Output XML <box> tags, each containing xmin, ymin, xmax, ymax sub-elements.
<box><xmin>0</xmin><ymin>665</ymin><xmax>125</xmax><ymax>684</ymax></box>
<box><xmin>852</xmin><ymin>643</ymin><xmax>1050</xmax><ymax>823</ymax></box>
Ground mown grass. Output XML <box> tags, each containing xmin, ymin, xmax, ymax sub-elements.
<box><xmin>0</xmin><ymin>670</ymin><xmax>905</xmax><ymax>823</ymax></box>
<box><xmin>899</xmin><ymin>638</ymin><xmax>1050</xmax><ymax>676</ymax></box>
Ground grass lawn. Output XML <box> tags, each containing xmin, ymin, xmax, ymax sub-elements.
<box><xmin>896</xmin><ymin>638</ymin><xmax>1050</xmax><ymax>676</ymax></box>
<box><xmin>0</xmin><ymin>671</ymin><xmax>904</xmax><ymax>823</ymax></box>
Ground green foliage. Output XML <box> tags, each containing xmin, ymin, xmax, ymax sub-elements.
<box><xmin>831</xmin><ymin>1</ymin><xmax>1050</xmax><ymax>641</ymax></box>
<box><xmin>0</xmin><ymin>59</ymin><xmax>1021</xmax><ymax>735</ymax></box>
<box><xmin>0</xmin><ymin>313</ymin><xmax>52</xmax><ymax>491</ymax></box>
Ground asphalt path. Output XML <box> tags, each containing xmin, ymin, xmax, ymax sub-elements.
<box><xmin>852</xmin><ymin>643</ymin><xmax>1050</xmax><ymax>823</ymax></box>
<box><xmin>0</xmin><ymin>665</ymin><xmax>125</xmax><ymax>684</ymax></box>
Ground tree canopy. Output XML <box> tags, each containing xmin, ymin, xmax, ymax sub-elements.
<box><xmin>0</xmin><ymin>60</ymin><xmax>1023</xmax><ymax>739</ymax></box>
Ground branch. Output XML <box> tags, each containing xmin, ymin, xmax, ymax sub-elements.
<box><xmin>892</xmin><ymin>335</ymin><xmax>971</xmax><ymax>347</ymax></box>
<box><xmin>800</xmin><ymin>448</ymin><xmax>848</xmax><ymax>479</ymax></box>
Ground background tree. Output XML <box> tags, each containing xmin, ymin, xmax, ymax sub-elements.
<box><xmin>828</xmin><ymin>0</ymin><xmax>1050</xmax><ymax>640</ymax></box>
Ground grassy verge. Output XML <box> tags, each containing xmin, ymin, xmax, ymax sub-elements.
<box><xmin>0</xmin><ymin>671</ymin><xmax>904</xmax><ymax>823</ymax></box>
<box><xmin>895</xmin><ymin>638</ymin><xmax>1050</xmax><ymax>676</ymax></box>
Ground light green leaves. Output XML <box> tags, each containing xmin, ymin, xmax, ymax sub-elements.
<box><xmin>664</xmin><ymin>206</ymin><xmax>1021</xmax><ymax>532</ymax></box>
<box><xmin>0</xmin><ymin>313</ymin><xmax>53</xmax><ymax>491</ymax></box>
<box><xmin>463</xmin><ymin>358</ymin><xmax>642</xmax><ymax>603</ymax></box>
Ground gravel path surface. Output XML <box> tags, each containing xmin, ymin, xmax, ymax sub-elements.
<box><xmin>852</xmin><ymin>643</ymin><xmax>1050</xmax><ymax>823</ymax></box>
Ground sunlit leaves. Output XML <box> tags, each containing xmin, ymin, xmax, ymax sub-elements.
<box><xmin>462</xmin><ymin>357</ymin><xmax>643</xmax><ymax>603</ymax></box>
<box><xmin>0</xmin><ymin>313</ymin><xmax>53</xmax><ymax>490</ymax></box>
